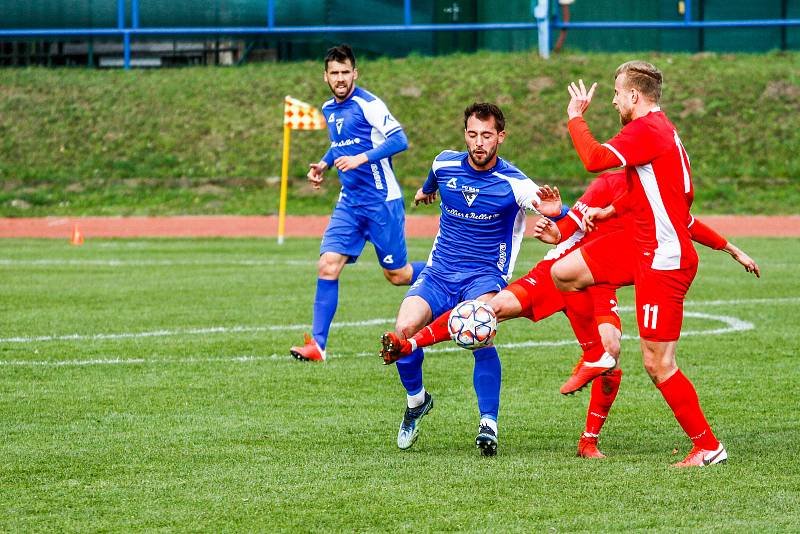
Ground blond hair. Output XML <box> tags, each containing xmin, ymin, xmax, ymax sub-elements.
<box><xmin>615</xmin><ymin>61</ymin><xmax>662</xmax><ymax>103</ymax></box>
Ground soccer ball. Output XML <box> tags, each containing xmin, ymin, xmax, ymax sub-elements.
<box><xmin>448</xmin><ymin>300</ymin><xmax>497</xmax><ymax>350</ymax></box>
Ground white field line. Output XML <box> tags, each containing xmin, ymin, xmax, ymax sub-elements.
<box><xmin>0</xmin><ymin>355</ymin><xmax>285</xmax><ymax>367</ymax></box>
<box><xmin>0</xmin><ymin>318</ymin><xmax>392</xmax><ymax>344</ymax></box>
<box><xmin>417</xmin><ymin>311</ymin><xmax>753</xmax><ymax>355</ymax></box>
<box><xmin>0</xmin><ymin>258</ymin><xmax>317</xmax><ymax>267</ymax></box>
<box><xmin>1</xmin><ymin>295</ymin><xmax>794</xmax><ymax>346</ymax></box>
<box><xmin>0</xmin><ymin>309</ymin><xmax>764</xmax><ymax>368</ymax></box>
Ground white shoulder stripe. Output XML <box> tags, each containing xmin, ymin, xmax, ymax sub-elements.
<box><xmin>431</xmin><ymin>160</ymin><xmax>461</xmax><ymax>173</ymax></box>
<box><xmin>602</xmin><ymin>143</ymin><xmax>627</xmax><ymax>167</ymax></box>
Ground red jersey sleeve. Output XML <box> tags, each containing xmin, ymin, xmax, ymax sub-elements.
<box><xmin>689</xmin><ymin>217</ymin><xmax>728</xmax><ymax>250</ymax></box>
<box><xmin>568</xmin><ymin>117</ymin><xmax>623</xmax><ymax>172</ymax></box>
<box><xmin>556</xmin><ymin>213</ymin><xmax>580</xmax><ymax>242</ymax></box>
<box><xmin>568</xmin><ymin>174</ymin><xmax>611</xmax><ymax>230</ymax></box>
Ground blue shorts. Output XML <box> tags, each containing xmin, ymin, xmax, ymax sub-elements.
<box><xmin>320</xmin><ymin>199</ymin><xmax>409</xmax><ymax>270</ymax></box>
<box><xmin>405</xmin><ymin>267</ymin><xmax>507</xmax><ymax>318</ymax></box>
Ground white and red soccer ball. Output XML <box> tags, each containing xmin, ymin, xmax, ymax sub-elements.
<box><xmin>448</xmin><ymin>300</ymin><xmax>497</xmax><ymax>350</ymax></box>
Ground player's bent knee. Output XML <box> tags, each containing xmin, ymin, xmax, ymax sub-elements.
<box><xmin>395</xmin><ymin>322</ymin><xmax>418</xmax><ymax>339</ymax></box>
<box><xmin>490</xmin><ymin>291</ymin><xmax>522</xmax><ymax>321</ymax></box>
<box><xmin>383</xmin><ymin>267</ymin><xmax>411</xmax><ymax>286</ymax></box>
<box><xmin>550</xmin><ymin>262</ymin><xmax>573</xmax><ymax>291</ymax></box>
<box><xmin>318</xmin><ymin>254</ymin><xmax>345</xmax><ymax>279</ymax></box>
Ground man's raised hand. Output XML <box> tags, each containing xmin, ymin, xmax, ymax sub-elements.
<box><xmin>567</xmin><ymin>79</ymin><xmax>597</xmax><ymax>120</ymax></box>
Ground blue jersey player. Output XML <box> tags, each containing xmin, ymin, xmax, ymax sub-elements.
<box><xmin>384</xmin><ymin>103</ymin><xmax>562</xmax><ymax>455</ymax></box>
<box><xmin>290</xmin><ymin>45</ymin><xmax>425</xmax><ymax>362</ymax></box>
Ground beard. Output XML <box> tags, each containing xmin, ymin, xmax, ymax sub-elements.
<box><xmin>328</xmin><ymin>79</ymin><xmax>353</xmax><ymax>99</ymax></box>
<box><xmin>468</xmin><ymin>145</ymin><xmax>497</xmax><ymax>168</ymax></box>
<box><xmin>619</xmin><ymin>107</ymin><xmax>634</xmax><ymax>126</ymax></box>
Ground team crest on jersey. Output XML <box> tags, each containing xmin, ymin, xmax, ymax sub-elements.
<box><xmin>335</xmin><ymin>118</ymin><xmax>344</xmax><ymax>135</ymax></box>
<box><xmin>462</xmin><ymin>185</ymin><xmax>480</xmax><ymax>207</ymax></box>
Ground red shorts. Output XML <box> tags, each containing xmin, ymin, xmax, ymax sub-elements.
<box><xmin>634</xmin><ymin>262</ymin><xmax>697</xmax><ymax>342</ymax></box>
<box><xmin>505</xmin><ymin>259</ymin><xmax>565</xmax><ymax>322</ymax></box>
<box><xmin>587</xmin><ymin>284</ymin><xmax>621</xmax><ymax>331</ymax></box>
<box><xmin>579</xmin><ymin>231</ymin><xmax>637</xmax><ymax>287</ymax></box>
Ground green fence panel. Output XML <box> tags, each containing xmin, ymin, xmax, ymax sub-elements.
<box><xmin>702</xmin><ymin>0</ymin><xmax>784</xmax><ymax>52</ymax></box>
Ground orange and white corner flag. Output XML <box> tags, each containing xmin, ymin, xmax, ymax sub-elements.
<box><xmin>278</xmin><ymin>96</ymin><xmax>326</xmax><ymax>245</ymax></box>
<box><xmin>283</xmin><ymin>96</ymin><xmax>326</xmax><ymax>130</ymax></box>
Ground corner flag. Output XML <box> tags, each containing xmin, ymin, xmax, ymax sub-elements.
<box><xmin>278</xmin><ymin>96</ymin><xmax>326</xmax><ymax>244</ymax></box>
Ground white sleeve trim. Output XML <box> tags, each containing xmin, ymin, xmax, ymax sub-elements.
<box><xmin>601</xmin><ymin>143</ymin><xmax>627</xmax><ymax>167</ymax></box>
<box><xmin>567</xmin><ymin>210</ymin><xmax>585</xmax><ymax>231</ymax></box>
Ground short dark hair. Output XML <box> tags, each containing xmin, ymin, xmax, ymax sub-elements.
<box><xmin>463</xmin><ymin>102</ymin><xmax>505</xmax><ymax>132</ymax></box>
<box><xmin>324</xmin><ymin>44</ymin><xmax>356</xmax><ymax>69</ymax></box>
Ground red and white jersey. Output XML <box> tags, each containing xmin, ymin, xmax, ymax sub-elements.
<box><xmin>568</xmin><ymin>170</ymin><xmax>627</xmax><ymax>237</ymax></box>
<box><xmin>605</xmin><ymin>109</ymin><xmax>697</xmax><ymax>270</ymax></box>
<box><xmin>543</xmin><ymin>171</ymin><xmax>628</xmax><ymax>262</ymax></box>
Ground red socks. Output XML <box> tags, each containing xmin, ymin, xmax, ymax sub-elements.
<box><xmin>656</xmin><ymin>369</ymin><xmax>719</xmax><ymax>450</ymax></box>
<box><xmin>585</xmin><ymin>369</ymin><xmax>622</xmax><ymax>436</ymax></box>
<box><xmin>411</xmin><ymin>310</ymin><xmax>451</xmax><ymax>349</ymax></box>
<box><xmin>561</xmin><ymin>290</ymin><xmax>604</xmax><ymax>363</ymax></box>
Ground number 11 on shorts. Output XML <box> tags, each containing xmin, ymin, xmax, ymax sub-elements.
<box><xmin>642</xmin><ymin>303</ymin><xmax>659</xmax><ymax>329</ymax></box>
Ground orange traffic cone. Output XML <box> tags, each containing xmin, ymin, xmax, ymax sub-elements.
<box><xmin>70</xmin><ymin>224</ymin><xmax>84</xmax><ymax>246</ymax></box>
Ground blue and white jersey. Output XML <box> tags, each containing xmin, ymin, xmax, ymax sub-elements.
<box><xmin>422</xmin><ymin>151</ymin><xmax>542</xmax><ymax>282</ymax></box>
<box><xmin>321</xmin><ymin>86</ymin><xmax>405</xmax><ymax>206</ymax></box>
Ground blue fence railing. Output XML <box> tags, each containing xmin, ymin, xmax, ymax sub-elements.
<box><xmin>1</xmin><ymin>0</ymin><xmax>800</xmax><ymax>68</ymax></box>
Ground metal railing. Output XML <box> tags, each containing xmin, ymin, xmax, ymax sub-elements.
<box><xmin>1</xmin><ymin>0</ymin><xmax>800</xmax><ymax>68</ymax></box>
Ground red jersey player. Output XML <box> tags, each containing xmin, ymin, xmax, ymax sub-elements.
<box><xmin>551</xmin><ymin>172</ymin><xmax>758</xmax><ymax>458</ymax></box>
<box><xmin>381</xmin><ymin>169</ymin><xmax>759</xmax><ymax>459</ymax></box>
<box><xmin>552</xmin><ymin>60</ymin><xmax>740</xmax><ymax>467</ymax></box>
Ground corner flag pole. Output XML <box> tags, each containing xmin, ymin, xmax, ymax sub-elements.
<box><xmin>278</xmin><ymin>123</ymin><xmax>291</xmax><ymax>245</ymax></box>
<box><xmin>279</xmin><ymin>96</ymin><xmax>326</xmax><ymax>245</ymax></box>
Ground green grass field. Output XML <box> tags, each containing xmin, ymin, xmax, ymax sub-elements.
<box><xmin>1</xmin><ymin>236</ymin><xmax>798</xmax><ymax>531</ymax></box>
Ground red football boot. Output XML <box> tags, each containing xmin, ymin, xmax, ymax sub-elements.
<box><xmin>380</xmin><ymin>332</ymin><xmax>413</xmax><ymax>365</ymax></box>
<box><xmin>672</xmin><ymin>443</ymin><xmax>727</xmax><ymax>467</ymax></box>
<box><xmin>560</xmin><ymin>353</ymin><xmax>617</xmax><ymax>395</ymax></box>
<box><xmin>290</xmin><ymin>333</ymin><xmax>326</xmax><ymax>362</ymax></box>
<box><xmin>577</xmin><ymin>434</ymin><xmax>607</xmax><ymax>459</ymax></box>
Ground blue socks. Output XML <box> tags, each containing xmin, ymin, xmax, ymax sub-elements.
<box><xmin>396</xmin><ymin>348</ymin><xmax>425</xmax><ymax>395</ymax></box>
<box><xmin>396</xmin><ymin>345</ymin><xmax>500</xmax><ymax>421</ymax></box>
<box><xmin>410</xmin><ymin>261</ymin><xmax>426</xmax><ymax>285</ymax></box>
<box><xmin>311</xmin><ymin>278</ymin><xmax>339</xmax><ymax>350</ymax></box>
<box><xmin>473</xmin><ymin>346</ymin><xmax>501</xmax><ymax>421</ymax></box>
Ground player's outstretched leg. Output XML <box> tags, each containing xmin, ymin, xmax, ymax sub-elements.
<box><xmin>380</xmin><ymin>311</ymin><xmax>451</xmax><ymax>364</ymax></box>
<box><xmin>380</xmin><ymin>289</ymin><xmax>524</xmax><ymax>365</ymax></box>
<box><xmin>578</xmin><ymin>369</ymin><xmax>622</xmax><ymax>458</ymax></box>
<box><xmin>473</xmin><ymin>346</ymin><xmax>501</xmax><ymax>457</ymax></box>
